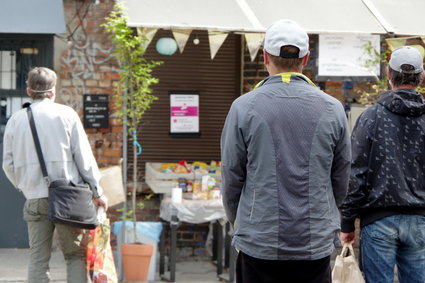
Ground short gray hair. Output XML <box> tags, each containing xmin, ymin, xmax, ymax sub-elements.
<box><xmin>26</xmin><ymin>67</ymin><xmax>57</xmax><ymax>99</ymax></box>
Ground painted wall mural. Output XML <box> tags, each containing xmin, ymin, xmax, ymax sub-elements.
<box><xmin>60</xmin><ymin>32</ymin><xmax>116</xmax><ymax>111</ymax></box>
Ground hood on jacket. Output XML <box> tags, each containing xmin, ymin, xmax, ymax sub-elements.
<box><xmin>378</xmin><ymin>89</ymin><xmax>425</xmax><ymax>117</ymax></box>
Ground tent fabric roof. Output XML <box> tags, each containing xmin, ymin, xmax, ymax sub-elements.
<box><xmin>365</xmin><ymin>0</ymin><xmax>425</xmax><ymax>36</ymax></box>
<box><xmin>245</xmin><ymin>0</ymin><xmax>386</xmax><ymax>34</ymax></box>
<box><xmin>124</xmin><ymin>0</ymin><xmax>387</xmax><ymax>34</ymax></box>
<box><xmin>124</xmin><ymin>0</ymin><xmax>425</xmax><ymax>36</ymax></box>
<box><xmin>0</xmin><ymin>0</ymin><xmax>65</xmax><ymax>34</ymax></box>
<box><xmin>125</xmin><ymin>0</ymin><xmax>262</xmax><ymax>32</ymax></box>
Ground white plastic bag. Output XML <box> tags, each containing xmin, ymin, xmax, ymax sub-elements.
<box><xmin>99</xmin><ymin>166</ymin><xmax>125</xmax><ymax>207</ymax></box>
<box><xmin>332</xmin><ymin>243</ymin><xmax>365</xmax><ymax>283</ymax></box>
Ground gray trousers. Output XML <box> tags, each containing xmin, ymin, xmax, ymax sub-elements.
<box><xmin>23</xmin><ymin>198</ymin><xmax>91</xmax><ymax>283</ymax></box>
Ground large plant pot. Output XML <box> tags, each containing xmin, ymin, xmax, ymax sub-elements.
<box><xmin>121</xmin><ymin>243</ymin><xmax>153</xmax><ymax>282</ymax></box>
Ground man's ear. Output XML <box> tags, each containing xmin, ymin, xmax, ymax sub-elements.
<box><xmin>263</xmin><ymin>49</ymin><xmax>270</xmax><ymax>65</ymax></box>
<box><xmin>302</xmin><ymin>51</ymin><xmax>310</xmax><ymax>66</ymax></box>
<box><xmin>386</xmin><ymin>66</ymin><xmax>394</xmax><ymax>89</ymax></box>
<box><xmin>26</xmin><ymin>87</ymin><xmax>32</xmax><ymax>97</ymax></box>
<box><xmin>386</xmin><ymin>66</ymin><xmax>392</xmax><ymax>84</ymax></box>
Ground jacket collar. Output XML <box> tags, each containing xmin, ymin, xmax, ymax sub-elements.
<box><xmin>254</xmin><ymin>72</ymin><xmax>316</xmax><ymax>89</ymax></box>
<box><xmin>30</xmin><ymin>98</ymin><xmax>53</xmax><ymax>106</ymax></box>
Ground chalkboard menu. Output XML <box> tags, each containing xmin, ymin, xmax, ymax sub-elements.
<box><xmin>83</xmin><ymin>94</ymin><xmax>109</xmax><ymax>129</ymax></box>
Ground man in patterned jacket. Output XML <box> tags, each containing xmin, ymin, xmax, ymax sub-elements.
<box><xmin>340</xmin><ymin>46</ymin><xmax>425</xmax><ymax>283</ymax></box>
<box><xmin>221</xmin><ymin>19</ymin><xmax>351</xmax><ymax>283</ymax></box>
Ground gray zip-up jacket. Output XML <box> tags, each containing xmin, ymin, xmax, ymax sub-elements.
<box><xmin>221</xmin><ymin>73</ymin><xmax>351</xmax><ymax>260</ymax></box>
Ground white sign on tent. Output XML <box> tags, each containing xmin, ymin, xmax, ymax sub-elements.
<box><xmin>318</xmin><ymin>34</ymin><xmax>381</xmax><ymax>78</ymax></box>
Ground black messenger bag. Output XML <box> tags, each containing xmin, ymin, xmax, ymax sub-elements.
<box><xmin>27</xmin><ymin>107</ymin><xmax>98</xmax><ymax>229</ymax></box>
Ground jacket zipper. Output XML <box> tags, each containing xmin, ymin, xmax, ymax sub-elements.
<box><xmin>250</xmin><ymin>189</ymin><xmax>256</xmax><ymax>221</ymax></box>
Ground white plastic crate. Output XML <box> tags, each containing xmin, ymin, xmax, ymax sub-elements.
<box><xmin>145</xmin><ymin>162</ymin><xmax>195</xmax><ymax>194</ymax></box>
<box><xmin>145</xmin><ymin>162</ymin><xmax>221</xmax><ymax>194</ymax></box>
<box><xmin>146</xmin><ymin>162</ymin><xmax>195</xmax><ymax>180</ymax></box>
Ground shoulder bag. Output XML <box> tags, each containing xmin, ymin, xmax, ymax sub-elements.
<box><xmin>27</xmin><ymin>106</ymin><xmax>99</xmax><ymax>229</ymax></box>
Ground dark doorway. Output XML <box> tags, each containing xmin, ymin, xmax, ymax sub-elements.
<box><xmin>0</xmin><ymin>34</ymin><xmax>53</xmax><ymax>248</ymax></box>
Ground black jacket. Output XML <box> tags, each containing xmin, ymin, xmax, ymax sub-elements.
<box><xmin>340</xmin><ymin>89</ymin><xmax>425</xmax><ymax>232</ymax></box>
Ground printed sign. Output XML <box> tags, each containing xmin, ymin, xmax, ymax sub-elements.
<box><xmin>170</xmin><ymin>93</ymin><xmax>199</xmax><ymax>133</ymax></box>
<box><xmin>83</xmin><ymin>94</ymin><xmax>109</xmax><ymax>129</ymax></box>
<box><xmin>318</xmin><ymin>34</ymin><xmax>381</xmax><ymax>77</ymax></box>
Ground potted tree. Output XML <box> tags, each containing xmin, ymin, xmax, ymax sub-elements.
<box><xmin>103</xmin><ymin>4</ymin><xmax>162</xmax><ymax>282</ymax></box>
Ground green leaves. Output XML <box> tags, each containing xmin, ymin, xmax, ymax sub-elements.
<box><xmin>102</xmin><ymin>4</ymin><xmax>162</xmax><ymax>225</ymax></box>
<box><xmin>357</xmin><ymin>41</ymin><xmax>390</xmax><ymax>104</ymax></box>
<box><xmin>102</xmin><ymin>3</ymin><xmax>162</xmax><ymax>131</ymax></box>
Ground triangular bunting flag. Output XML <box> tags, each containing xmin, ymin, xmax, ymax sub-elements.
<box><xmin>385</xmin><ymin>38</ymin><xmax>407</xmax><ymax>51</ymax></box>
<box><xmin>137</xmin><ymin>27</ymin><xmax>158</xmax><ymax>51</ymax></box>
<box><xmin>208</xmin><ymin>31</ymin><xmax>228</xmax><ymax>60</ymax></box>
<box><xmin>172</xmin><ymin>29</ymin><xmax>192</xmax><ymax>53</ymax></box>
<box><xmin>410</xmin><ymin>44</ymin><xmax>425</xmax><ymax>58</ymax></box>
<box><xmin>244</xmin><ymin>33</ymin><xmax>265</xmax><ymax>61</ymax></box>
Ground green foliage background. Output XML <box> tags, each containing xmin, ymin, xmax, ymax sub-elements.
<box><xmin>102</xmin><ymin>4</ymin><xmax>162</xmax><ymax>227</ymax></box>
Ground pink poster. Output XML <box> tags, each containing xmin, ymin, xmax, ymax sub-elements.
<box><xmin>170</xmin><ymin>94</ymin><xmax>199</xmax><ymax>133</ymax></box>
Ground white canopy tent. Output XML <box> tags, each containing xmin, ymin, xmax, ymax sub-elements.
<box><xmin>244</xmin><ymin>0</ymin><xmax>386</xmax><ymax>34</ymax></box>
<box><xmin>363</xmin><ymin>0</ymin><xmax>425</xmax><ymax>36</ymax></box>
<box><xmin>124</xmin><ymin>0</ymin><xmax>262</xmax><ymax>32</ymax></box>
<box><xmin>123</xmin><ymin>0</ymin><xmax>389</xmax><ymax>34</ymax></box>
<box><xmin>122</xmin><ymin>0</ymin><xmax>391</xmax><ymax>60</ymax></box>
<box><xmin>122</xmin><ymin>0</ymin><xmax>425</xmax><ymax>62</ymax></box>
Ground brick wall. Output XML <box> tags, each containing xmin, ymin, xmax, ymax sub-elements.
<box><xmin>59</xmin><ymin>0</ymin><xmax>122</xmax><ymax>169</ymax></box>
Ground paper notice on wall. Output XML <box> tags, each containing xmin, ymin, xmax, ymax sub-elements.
<box><xmin>318</xmin><ymin>34</ymin><xmax>380</xmax><ymax>77</ymax></box>
<box><xmin>170</xmin><ymin>94</ymin><xmax>199</xmax><ymax>133</ymax></box>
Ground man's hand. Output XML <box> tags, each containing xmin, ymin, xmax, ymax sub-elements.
<box><xmin>93</xmin><ymin>195</ymin><xmax>108</xmax><ymax>212</ymax></box>
<box><xmin>339</xmin><ymin>231</ymin><xmax>355</xmax><ymax>244</ymax></box>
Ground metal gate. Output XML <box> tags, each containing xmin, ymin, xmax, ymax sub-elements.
<box><xmin>0</xmin><ymin>34</ymin><xmax>53</xmax><ymax>248</ymax></box>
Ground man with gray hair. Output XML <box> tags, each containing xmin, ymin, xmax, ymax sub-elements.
<box><xmin>340</xmin><ymin>46</ymin><xmax>425</xmax><ymax>283</ymax></box>
<box><xmin>221</xmin><ymin>19</ymin><xmax>351</xmax><ymax>283</ymax></box>
<box><xmin>2</xmin><ymin>67</ymin><xmax>107</xmax><ymax>283</ymax></box>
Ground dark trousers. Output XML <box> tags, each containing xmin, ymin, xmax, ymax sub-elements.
<box><xmin>236</xmin><ymin>251</ymin><xmax>331</xmax><ymax>283</ymax></box>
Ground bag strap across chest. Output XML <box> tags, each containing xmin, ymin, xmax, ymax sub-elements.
<box><xmin>27</xmin><ymin>106</ymin><xmax>50</xmax><ymax>186</ymax></box>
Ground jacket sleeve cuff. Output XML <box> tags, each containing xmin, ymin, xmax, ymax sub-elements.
<box><xmin>90</xmin><ymin>185</ymin><xmax>101</xmax><ymax>199</ymax></box>
<box><xmin>341</xmin><ymin>219</ymin><xmax>356</xmax><ymax>233</ymax></box>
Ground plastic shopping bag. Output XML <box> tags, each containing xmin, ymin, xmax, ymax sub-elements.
<box><xmin>332</xmin><ymin>243</ymin><xmax>365</xmax><ymax>283</ymax></box>
<box><xmin>86</xmin><ymin>210</ymin><xmax>118</xmax><ymax>283</ymax></box>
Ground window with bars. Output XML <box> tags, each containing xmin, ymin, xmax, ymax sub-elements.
<box><xmin>0</xmin><ymin>49</ymin><xmax>38</xmax><ymax>118</ymax></box>
<box><xmin>0</xmin><ymin>51</ymin><xmax>17</xmax><ymax>90</ymax></box>
<box><xmin>0</xmin><ymin>35</ymin><xmax>53</xmax><ymax>122</ymax></box>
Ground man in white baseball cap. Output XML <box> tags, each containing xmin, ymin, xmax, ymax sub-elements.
<box><xmin>340</xmin><ymin>45</ymin><xmax>425</xmax><ymax>283</ymax></box>
<box><xmin>221</xmin><ymin>19</ymin><xmax>351</xmax><ymax>283</ymax></box>
<box><xmin>389</xmin><ymin>45</ymin><xmax>424</xmax><ymax>74</ymax></box>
